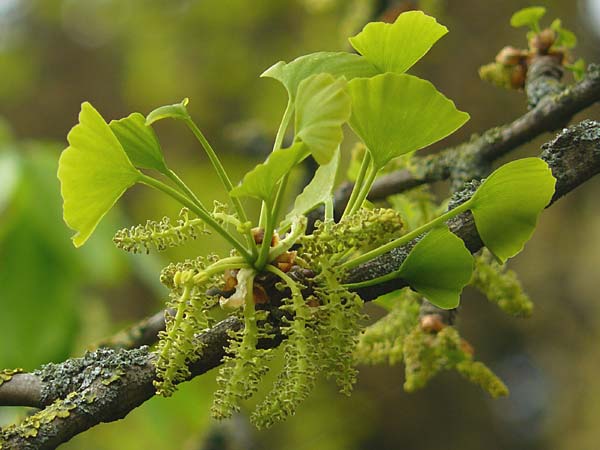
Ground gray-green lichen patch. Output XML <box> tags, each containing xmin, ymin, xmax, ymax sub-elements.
<box><xmin>34</xmin><ymin>346</ymin><xmax>150</xmax><ymax>405</ymax></box>
<box><xmin>542</xmin><ymin>120</ymin><xmax>600</xmax><ymax>165</ymax></box>
<box><xmin>0</xmin><ymin>392</ymin><xmax>81</xmax><ymax>447</ymax></box>
<box><xmin>447</xmin><ymin>179</ymin><xmax>481</xmax><ymax>210</ymax></box>
<box><xmin>0</xmin><ymin>369</ymin><xmax>23</xmax><ymax>387</ymax></box>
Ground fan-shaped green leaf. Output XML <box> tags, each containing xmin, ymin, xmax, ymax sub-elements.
<box><xmin>262</xmin><ymin>52</ymin><xmax>378</xmax><ymax>99</ymax></box>
<box><xmin>230</xmin><ymin>142</ymin><xmax>308</xmax><ymax>204</ymax></box>
<box><xmin>469</xmin><ymin>158</ymin><xmax>556</xmax><ymax>263</ymax></box>
<box><xmin>349</xmin><ymin>11</ymin><xmax>447</xmax><ymax>74</ymax></box>
<box><xmin>145</xmin><ymin>98</ymin><xmax>191</xmax><ymax>125</ymax></box>
<box><xmin>550</xmin><ymin>19</ymin><xmax>577</xmax><ymax>49</ymax></box>
<box><xmin>109</xmin><ymin>112</ymin><xmax>168</xmax><ymax>173</ymax></box>
<box><xmin>58</xmin><ymin>102</ymin><xmax>142</xmax><ymax>247</ymax></box>
<box><xmin>295</xmin><ymin>74</ymin><xmax>351</xmax><ymax>164</ymax></box>
<box><xmin>285</xmin><ymin>147</ymin><xmax>339</xmax><ymax>223</ymax></box>
<box><xmin>398</xmin><ymin>226</ymin><xmax>473</xmax><ymax>309</ymax></box>
<box><xmin>347</xmin><ymin>73</ymin><xmax>469</xmax><ymax>170</ymax></box>
<box><xmin>510</xmin><ymin>7</ymin><xmax>546</xmax><ymax>30</ymax></box>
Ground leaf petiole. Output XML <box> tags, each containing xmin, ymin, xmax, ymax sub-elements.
<box><xmin>257</xmin><ymin>99</ymin><xmax>295</xmax><ymax>269</ymax></box>
<box><xmin>348</xmin><ymin>162</ymin><xmax>378</xmax><ymax>216</ymax></box>
<box><xmin>183</xmin><ymin>117</ymin><xmax>256</xmax><ymax>254</ymax></box>
<box><xmin>342</xmin><ymin>151</ymin><xmax>371</xmax><ymax>218</ymax></box>
<box><xmin>339</xmin><ymin>198</ymin><xmax>473</xmax><ymax>271</ymax></box>
<box><xmin>139</xmin><ymin>174</ymin><xmax>253</xmax><ymax>262</ymax></box>
<box><xmin>165</xmin><ymin>168</ymin><xmax>208</xmax><ymax>212</ymax></box>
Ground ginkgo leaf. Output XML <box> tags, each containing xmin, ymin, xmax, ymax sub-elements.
<box><xmin>145</xmin><ymin>98</ymin><xmax>191</xmax><ymax>125</ymax></box>
<box><xmin>469</xmin><ymin>157</ymin><xmax>556</xmax><ymax>263</ymax></box>
<box><xmin>109</xmin><ymin>112</ymin><xmax>168</xmax><ymax>173</ymax></box>
<box><xmin>262</xmin><ymin>51</ymin><xmax>378</xmax><ymax>99</ymax></box>
<box><xmin>349</xmin><ymin>10</ymin><xmax>448</xmax><ymax>74</ymax></box>
<box><xmin>510</xmin><ymin>6</ymin><xmax>546</xmax><ymax>30</ymax></box>
<box><xmin>58</xmin><ymin>102</ymin><xmax>142</xmax><ymax>247</ymax></box>
<box><xmin>550</xmin><ymin>19</ymin><xmax>577</xmax><ymax>48</ymax></box>
<box><xmin>398</xmin><ymin>226</ymin><xmax>473</xmax><ymax>309</ymax></box>
<box><xmin>230</xmin><ymin>142</ymin><xmax>308</xmax><ymax>204</ymax></box>
<box><xmin>348</xmin><ymin>73</ymin><xmax>469</xmax><ymax>169</ymax></box>
<box><xmin>295</xmin><ymin>74</ymin><xmax>351</xmax><ymax>164</ymax></box>
<box><xmin>285</xmin><ymin>147</ymin><xmax>340</xmax><ymax>223</ymax></box>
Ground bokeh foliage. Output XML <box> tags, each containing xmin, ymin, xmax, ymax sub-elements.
<box><xmin>1</xmin><ymin>0</ymin><xmax>599</xmax><ymax>449</ymax></box>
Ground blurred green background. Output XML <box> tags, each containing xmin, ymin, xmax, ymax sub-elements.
<box><xmin>1</xmin><ymin>0</ymin><xmax>599</xmax><ymax>449</ymax></box>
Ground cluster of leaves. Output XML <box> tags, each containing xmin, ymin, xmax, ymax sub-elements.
<box><xmin>56</xmin><ymin>10</ymin><xmax>556</xmax><ymax>428</ymax></box>
<box><xmin>480</xmin><ymin>5</ymin><xmax>585</xmax><ymax>90</ymax></box>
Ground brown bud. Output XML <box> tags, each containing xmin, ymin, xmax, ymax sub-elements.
<box><xmin>509</xmin><ymin>63</ymin><xmax>527</xmax><ymax>89</ymax></box>
<box><xmin>251</xmin><ymin>227</ymin><xmax>265</xmax><ymax>245</ymax></box>
<box><xmin>251</xmin><ymin>227</ymin><xmax>279</xmax><ymax>247</ymax></box>
<box><xmin>275</xmin><ymin>251</ymin><xmax>297</xmax><ymax>271</ymax></box>
<box><xmin>306</xmin><ymin>296</ymin><xmax>320</xmax><ymax>307</ymax></box>
<box><xmin>253</xmin><ymin>283</ymin><xmax>269</xmax><ymax>304</ymax></box>
<box><xmin>530</xmin><ymin>28</ymin><xmax>556</xmax><ymax>54</ymax></box>
<box><xmin>420</xmin><ymin>314</ymin><xmax>445</xmax><ymax>333</ymax></box>
<box><xmin>460</xmin><ymin>339</ymin><xmax>475</xmax><ymax>356</ymax></box>
<box><xmin>277</xmin><ymin>262</ymin><xmax>293</xmax><ymax>273</ymax></box>
<box><xmin>495</xmin><ymin>46</ymin><xmax>526</xmax><ymax>66</ymax></box>
<box><xmin>223</xmin><ymin>269</ymin><xmax>239</xmax><ymax>291</ymax></box>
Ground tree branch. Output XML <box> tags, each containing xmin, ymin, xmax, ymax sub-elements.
<box><xmin>93</xmin><ymin>61</ymin><xmax>600</xmax><ymax>353</ymax></box>
<box><xmin>360</xmin><ymin>62</ymin><xmax>600</xmax><ymax>198</ymax></box>
<box><xmin>1</xmin><ymin>118</ymin><xmax>598</xmax><ymax>449</ymax></box>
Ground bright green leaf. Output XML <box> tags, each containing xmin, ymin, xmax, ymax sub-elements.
<box><xmin>230</xmin><ymin>142</ymin><xmax>308</xmax><ymax>204</ymax></box>
<box><xmin>550</xmin><ymin>19</ymin><xmax>577</xmax><ymax>48</ymax></box>
<box><xmin>295</xmin><ymin>74</ymin><xmax>351</xmax><ymax>164</ymax></box>
<box><xmin>57</xmin><ymin>102</ymin><xmax>141</xmax><ymax>247</ymax></box>
<box><xmin>469</xmin><ymin>158</ymin><xmax>556</xmax><ymax>263</ymax></box>
<box><xmin>398</xmin><ymin>225</ymin><xmax>473</xmax><ymax>309</ymax></box>
<box><xmin>348</xmin><ymin>73</ymin><xmax>469</xmax><ymax>170</ymax></box>
<box><xmin>565</xmin><ymin>58</ymin><xmax>586</xmax><ymax>81</ymax></box>
<box><xmin>349</xmin><ymin>11</ymin><xmax>447</xmax><ymax>74</ymax></box>
<box><xmin>262</xmin><ymin>52</ymin><xmax>378</xmax><ymax>99</ymax></box>
<box><xmin>510</xmin><ymin>6</ymin><xmax>546</xmax><ymax>31</ymax></box>
<box><xmin>145</xmin><ymin>98</ymin><xmax>191</xmax><ymax>125</ymax></box>
<box><xmin>285</xmin><ymin>147</ymin><xmax>340</xmax><ymax>223</ymax></box>
<box><xmin>109</xmin><ymin>112</ymin><xmax>168</xmax><ymax>173</ymax></box>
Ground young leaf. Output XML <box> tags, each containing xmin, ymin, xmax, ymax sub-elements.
<box><xmin>57</xmin><ymin>102</ymin><xmax>142</xmax><ymax>247</ymax></box>
<box><xmin>349</xmin><ymin>11</ymin><xmax>448</xmax><ymax>75</ymax></box>
<box><xmin>469</xmin><ymin>157</ymin><xmax>556</xmax><ymax>263</ymax></box>
<box><xmin>565</xmin><ymin>58</ymin><xmax>586</xmax><ymax>81</ymax></box>
<box><xmin>145</xmin><ymin>98</ymin><xmax>191</xmax><ymax>125</ymax></box>
<box><xmin>510</xmin><ymin>6</ymin><xmax>546</xmax><ymax>31</ymax></box>
<box><xmin>284</xmin><ymin>147</ymin><xmax>340</xmax><ymax>223</ymax></box>
<box><xmin>262</xmin><ymin>52</ymin><xmax>378</xmax><ymax>99</ymax></box>
<box><xmin>397</xmin><ymin>225</ymin><xmax>473</xmax><ymax>309</ymax></box>
<box><xmin>550</xmin><ymin>19</ymin><xmax>577</xmax><ymax>49</ymax></box>
<box><xmin>230</xmin><ymin>142</ymin><xmax>308</xmax><ymax>204</ymax></box>
<box><xmin>347</xmin><ymin>73</ymin><xmax>469</xmax><ymax>170</ymax></box>
<box><xmin>295</xmin><ymin>74</ymin><xmax>351</xmax><ymax>164</ymax></box>
<box><xmin>109</xmin><ymin>112</ymin><xmax>169</xmax><ymax>174</ymax></box>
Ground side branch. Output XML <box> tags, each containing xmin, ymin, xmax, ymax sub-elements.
<box><xmin>362</xmin><ymin>63</ymin><xmax>600</xmax><ymax>199</ymax></box>
<box><xmin>73</xmin><ymin>61</ymin><xmax>600</xmax><ymax>354</ymax></box>
<box><xmin>1</xmin><ymin>120</ymin><xmax>598</xmax><ymax>449</ymax></box>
